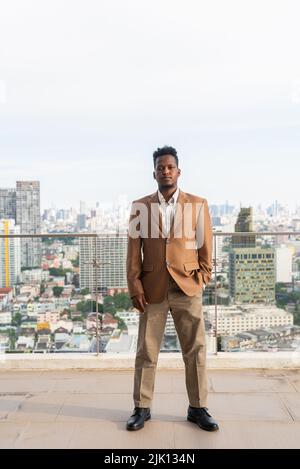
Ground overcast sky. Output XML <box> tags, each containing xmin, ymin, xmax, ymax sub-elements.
<box><xmin>0</xmin><ymin>0</ymin><xmax>299</xmax><ymax>211</ymax></box>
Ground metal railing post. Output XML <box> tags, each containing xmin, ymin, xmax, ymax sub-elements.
<box><xmin>214</xmin><ymin>232</ymin><xmax>218</xmax><ymax>355</ymax></box>
<box><xmin>94</xmin><ymin>235</ymin><xmax>99</xmax><ymax>356</ymax></box>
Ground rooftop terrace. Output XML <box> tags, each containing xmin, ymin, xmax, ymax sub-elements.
<box><xmin>0</xmin><ymin>355</ymin><xmax>300</xmax><ymax>449</ymax></box>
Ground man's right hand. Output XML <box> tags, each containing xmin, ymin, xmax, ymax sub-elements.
<box><xmin>132</xmin><ymin>294</ymin><xmax>148</xmax><ymax>313</ymax></box>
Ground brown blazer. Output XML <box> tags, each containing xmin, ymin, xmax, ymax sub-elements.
<box><xmin>126</xmin><ymin>189</ymin><xmax>213</xmax><ymax>304</ymax></box>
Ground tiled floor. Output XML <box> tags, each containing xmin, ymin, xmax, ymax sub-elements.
<box><xmin>0</xmin><ymin>369</ymin><xmax>300</xmax><ymax>448</ymax></box>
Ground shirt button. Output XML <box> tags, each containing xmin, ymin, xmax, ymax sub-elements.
<box><xmin>166</xmin><ymin>261</ymin><xmax>170</xmax><ymax>267</ymax></box>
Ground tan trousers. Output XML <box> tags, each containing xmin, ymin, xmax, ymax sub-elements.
<box><xmin>133</xmin><ymin>272</ymin><xmax>208</xmax><ymax>408</ymax></box>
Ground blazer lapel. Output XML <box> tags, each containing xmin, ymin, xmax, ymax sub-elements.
<box><xmin>170</xmin><ymin>189</ymin><xmax>186</xmax><ymax>239</ymax></box>
<box><xmin>147</xmin><ymin>191</ymin><xmax>163</xmax><ymax>238</ymax></box>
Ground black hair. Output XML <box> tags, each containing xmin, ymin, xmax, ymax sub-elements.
<box><xmin>153</xmin><ymin>146</ymin><xmax>179</xmax><ymax>168</ymax></box>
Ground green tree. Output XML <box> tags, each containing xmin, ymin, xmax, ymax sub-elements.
<box><xmin>76</xmin><ymin>300</ymin><xmax>103</xmax><ymax>315</ymax></box>
<box><xmin>71</xmin><ymin>256</ymin><xmax>79</xmax><ymax>268</ymax></box>
<box><xmin>293</xmin><ymin>303</ymin><xmax>300</xmax><ymax>326</ymax></box>
<box><xmin>53</xmin><ymin>286</ymin><xmax>64</xmax><ymax>297</ymax></box>
<box><xmin>11</xmin><ymin>313</ymin><xmax>22</xmax><ymax>327</ymax></box>
<box><xmin>41</xmin><ymin>237</ymin><xmax>53</xmax><ymax>245</ymax></box>
<box><xmin>49</xmin><ymin>267</ymin><xmax>72</xmax><ymax>277</ymax></box>
<box><xmin>103</xmin><ymin>296</ymin><xmax>116</xmax><ymax>314</ymax></box>
<box><xmin>113</xmin><ymin>292</ymin><xmax>132</xmax><ymax>311</ymax></box>
<box><xmin>116</xmin><ymin>316</ymin><xmax>127</xmax><ymax>331</ymax></box>
<box><xmin>59</xmin><ymin>237</ymin><xmax>75</xmax><ymax>245</ymax></box>
<box><xmin>8</xmin><ymin>329</ymin><xmax>17</xmax><ymax>350</ymax></box>
<box><xmin>60</xmin><ymin>308</ymin><xmax>71</xmax><ymax>319</ymax></box>
<box><xmin>49</xmin><ymin>267</ymin><xmax>65</xmax><ymax>277</ymax></box>
<box><xmin>77</xmin><ymin>300</ymin><xmax>92</xmax><ymax>313</ymax></box>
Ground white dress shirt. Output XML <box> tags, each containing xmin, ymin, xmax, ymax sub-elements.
<box><xmin>157</xmin><ymin>187</ymin><xmax>179</xmax><ymax>238</ymax></box>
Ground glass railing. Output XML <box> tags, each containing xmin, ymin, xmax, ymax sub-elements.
<box><xmin>0</xmin><ymin>231</ymin><xmax>299</xmax><ymax>356</ymax></box>
<box><xmin>211</xmin><ymin>231</ymin><xmax>300</xmax><ymax>354</ymax></box>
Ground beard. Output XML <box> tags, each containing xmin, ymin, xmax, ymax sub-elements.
<box><xmin>159</xmin><ymin>180</ymin><xmax>175</xmax><ymax>189</ymax></box>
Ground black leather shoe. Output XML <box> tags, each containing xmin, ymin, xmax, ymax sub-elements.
<box><xmin>126</xmin><ymin>407</ymin><xmax>151</xmax><ymax>431</ymax></box>
<box><xmin>187</xmin><ymin>406</ymin><xmax>219</xmax><ymax>431</ymax></box>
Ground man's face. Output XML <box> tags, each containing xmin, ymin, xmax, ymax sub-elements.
<box><xmin>153</xmin><ymin>154</ymin><xmax>181</xmax><ymax>189</ymax></box>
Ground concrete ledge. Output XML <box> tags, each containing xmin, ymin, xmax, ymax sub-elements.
<box><xmin>1</xmin><ymin>352</ymin><xmax>300</xmax><ymax>370</ymax></box>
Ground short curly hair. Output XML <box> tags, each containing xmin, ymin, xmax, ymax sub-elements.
<box><xmin>153</xmin><ymin>146</ymin><xmax>179</xmax><ymax>168</ymax></box>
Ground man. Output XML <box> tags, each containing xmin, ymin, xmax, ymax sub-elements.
<box><xmin>126</xmin><ymin>146</ymin><xmax>219</xmax><ymax>432</ymax></box>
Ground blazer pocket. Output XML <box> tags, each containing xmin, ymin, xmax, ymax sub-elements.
<box><xmin>142</xmin><ymin>263</ymin><xmax>154</xmax><ymax>271</ymax></box>
<box><xmin>183</xmin><ymin>261</ymin><xmax>200</xmax><ymax>272</ymax></box>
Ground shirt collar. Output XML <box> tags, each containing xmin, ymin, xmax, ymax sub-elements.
<box><xmin>158</xmin><ymin>187</ymin><xmax>179</xmax><ymax>205</ymax></box>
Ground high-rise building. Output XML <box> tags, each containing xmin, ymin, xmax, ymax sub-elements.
<box><xmin>229</xmin><ymin>207</ymin><xmax>275</xmax><ymax>303</ymax></box>
<box><xmin>212</xmin><ymin>229</ymin><xmax>224</xmax><ymax>274</ymax></box>
<box><xmin>0</xmin><ymin>189</ymin><xmax>16</xmax><ymax>220</ymax></box>
<box><xmin>79</xmin><ymin>200</ymin><xmax>87</xmax><ymax>215</ymax></box>
<box><xmin>275</xmin><ymin>245</ymin><xmax>293</xmax><ymax>283</ymax></box>
<box><xmin>79</xmin><ymin>234</ymin><xmax>128</xmax><ymax>293</ymax></box>
<box><xmin>229</xmin><ymin>247</ymin><xmax>276</xmax><ymax>303</ymax></box>
<box><xmin>232</xmin><ymin>207</ymin><xmax>256</xmax><ymax>248</ymax></box>
<box><xmin>77</xmin><ymin>214</ymin><xmax>87</xmax><ymax>230</ymax></box>
<box><xmin>0</xmin><ymin>219</ymin><xmax>21</xmax><ymax>288</ymax></box>
<box><xmin>16</xmin><ymin>181</ymin><xmax>41</xmax><ymax>268</ymax></box>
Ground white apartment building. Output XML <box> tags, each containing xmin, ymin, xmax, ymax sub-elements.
<box><xmin>79</xmin><ymin>234</ymin><xmax>127</xmax><ymax>292</ymax></box>
<box><xmin>115</xmin><ymin>311</ymin><xmax>139</xmax><ymax>327</ymax></box>
<box><xmin>212</xmin><ymin>229</ymin><xmax>224</xmax><ymax>274</ymax></box>
<box><xmin>275</xmin><ymin>245</ymin><xmax>293</xmax><ymax>283</ymax></box>
<box><xmin>0</xmin><ymin>288</ymin><xmax>13</xmax><ymax>309</ymax></box>
<box><xmin>21</xmin><ymin>269</ymin><xmax>49</xmax><ymax>284</ymax></box>
<box><xmin>50</xmin><ymin>320</ymin><xmax>73</xmax><ymax>333</ymax></box>
<box><xmin>0</xmin><ymin>311</ymin><xmax>12</xmax><ymax>325</ymax></box>
<box><xmin>204</xmin><ymin>303</ymin><xmax>293</xmax><ymax>336</ymax></box>
<box><xmin>37</xmin><ymin>311</ymin><xmax>60</xmax><ymax>323</ymax></box>
<box><xmin>165</xmin><ymin>312</ymin><xmax>177</xmax><ymax>336</ymax></box>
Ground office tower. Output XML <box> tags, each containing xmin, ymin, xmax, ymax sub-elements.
<box><xmin>229</xmin><ymin>247</ymin><xmax>275</xmax><ymax>303</ymax></box>
<box><xmin>232</xmin><ymin>207</ymin><xmax>256</xmax><ymax>248</ymax></box>
<box><xmin>57</xmin><ymin>209</ymin><xmax>65</xmax><ymax>221</ymax></box>
<box><xmin>229</xmin><ymin>207</ymin><xmax>275</xmax><ymax>303</ymax></box>
<box><xmin>0</xmin><ymin>219</ymin><xmax>21</xmax><ymax>288</ymax></box>
<box><xmin>16</xmin><ymin>181</ymin><xmax>41</xmax><ymax>268</ymax></box>
<box><xmin>80</xmin><ymin>200</ymin><xmax>87</xmax><ymax>215</ymax></box>
<box><xmin>77</xmin><ymin>214</ymin><xmax>87</xmax><ymax>230</ymax></box>
<box><xmin>212</xmin><ymin>229</ymin><xmax>224</xmax><ymax>274</ymax></box>
<box><xmin>212</xmin><ymin>216</ymin><xmax>221</xmax><ymax>226</ymax></box>
<box><xmin>79</xmin><ymin>234</ymin><xmax>128</xmax><ymax>293</ymax></box>
<box><xmin>0</xmin><ymin>189</ymin><xmax>16</xmax><ymax>220</ymax></box>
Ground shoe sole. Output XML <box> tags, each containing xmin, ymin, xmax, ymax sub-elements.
<box><xmin>187</xmin><ymin>415</ymin><xmax>219</xmax><ymax>432</ymax></box>
<box><xmin>126</xmin><ymin>414</ymin><xmax>151</xmax><ymax>431</ymax></box>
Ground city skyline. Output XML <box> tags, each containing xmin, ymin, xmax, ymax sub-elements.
<box><xmin>30</xmin><ymin>195</ymin><xmax>300</xmax><ymax>215</ymax></box>
<box><xmin>1</xmin><ymin>180</ymin><xmax>299</xmax><ymax>214</ymax></box>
